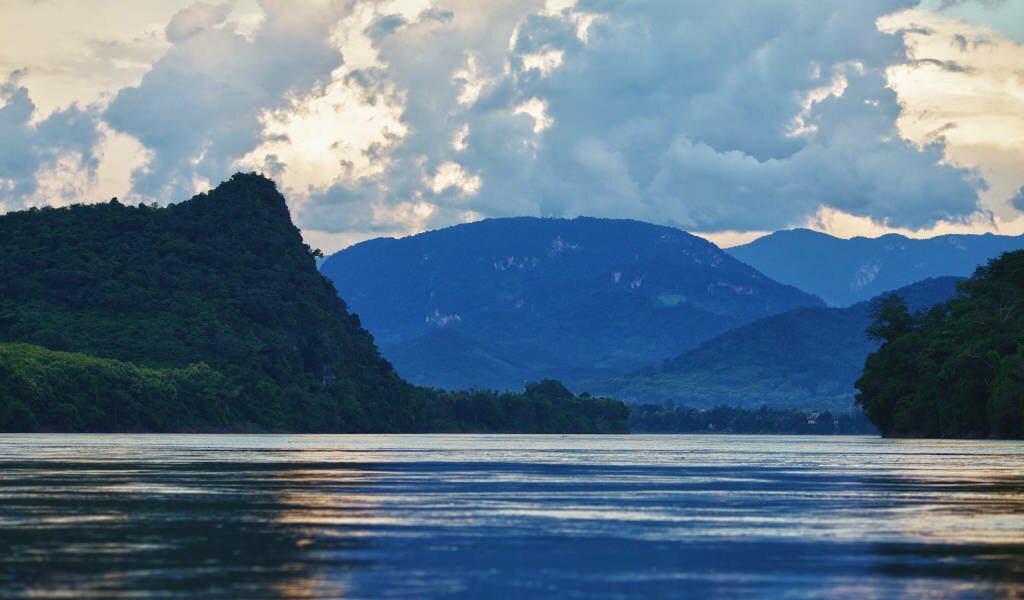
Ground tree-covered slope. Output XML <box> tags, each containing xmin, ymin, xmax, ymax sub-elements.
<box><xmin>321</xmin><ymin>217</ymin><xmax>823</xmax><ymax>391</ymax></box>
<box><xmin>0</xmin><ymin>173</ymin><xmax>410</xmax><ymax>430</ymax></box>
<box><xmin>856</xmin><ymin>251</ymin><xmax>1024</xmax><ymax>438</ymax></box>
<box><xmin>593</xmin><ymin>277</ymin><xmax>962</xmax><ymax>411</ymax></box>
<box><xmin>0</xmin><ymin>343</ymin><xmax>239</xmax><ymax>431</ymax></box>
<box><xmin>728</xmin><ymin>228</ymin><xmax>1024</xmax><ymax>306</ymax></box>
<box><xmin>0</xmin><ymin>173</ymin><xmax>628</xmax><ymax>433</ymax></box>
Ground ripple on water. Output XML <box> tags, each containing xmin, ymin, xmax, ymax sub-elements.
<box><xmin>0</xmin><ymin>434</ymin><xmax>1022</xmax><ymax>598</ymax></box>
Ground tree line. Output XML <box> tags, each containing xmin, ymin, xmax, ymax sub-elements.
<box><xmin>0</xmin><ymin>343</ymin><xmax>628</xmax><ymax>433</ymax></box>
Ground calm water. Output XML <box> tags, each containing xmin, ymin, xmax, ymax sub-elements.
<box><xmin>0</xmin><ymin>435</ymin><xmax>1022</xmax><ymax>599</ymax></box>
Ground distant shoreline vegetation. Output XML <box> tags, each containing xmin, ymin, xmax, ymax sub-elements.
<box><xmin>856</xmin><ymin>250</ymin><xmax>1024</xmax><ymax>439</ymax></box>
<box><xmin>630</xmin><ymin>403</ymin><xmax>876</xmax><ymax>434</ymax></box>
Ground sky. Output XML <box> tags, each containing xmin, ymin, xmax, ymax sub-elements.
<box><xmin>1</xmin><ymin>0</ymin><xmax>1023</xmax><ymax>251</ymax></box>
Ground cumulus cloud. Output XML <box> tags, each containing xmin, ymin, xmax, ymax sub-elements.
<box><xmin>0</xmin><ymin>70</ymin><xmax>102</xmax><ymax>207</ymax></box>
<box><xmin>880</xmin><ymin>9</ymin><xmax>1024</xmax><ymax>220</ymax></box>
<box><xmin>294</xmin><ymin>0</ymin><xmax>982</xmax><ymax>241</ymax></box>
<box><xmin>5</xmin><ymin>0</ymin><xmax>1023</xmax><ymax>248</ymax></box>
<box><xmin>104</xmin><ymin>0</ymin><xmax>351</xmax><ymax>202</ymax></box>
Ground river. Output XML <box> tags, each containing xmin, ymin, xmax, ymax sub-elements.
<box><xmin>1</xmin><ymin>434</ymin><xmax>1022</xmax><ymax>598</ymax></box>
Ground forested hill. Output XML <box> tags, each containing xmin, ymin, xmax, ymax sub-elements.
<box><xmin>320</xmin><ymin>217</ymin><xmax>823</xmax><ymax>391</ymax></box>
<box><xmin>857</xmin><ymin>251</ymin><xmax>1024</xmax><ymax>438</ymax></box>
<box><xmin>728</xmin><ymin>228</ymin><xmax>1024</xmax><ymax>306</ymax></box>
<box><xmin>0</xmin><ymin>173</ymin><xmax>627</xmax><ymax>433</ymax></box>
<box><xmin>592</xmin><ymin>277</ymin><xmax>962</xmax><ymax>412</ymax></box>
<box><xmin>0</xmin><ymin>173</ymin><xmax>407</xmax><ymax>430</ymax></box>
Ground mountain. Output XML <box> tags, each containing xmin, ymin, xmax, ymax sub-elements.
<box><xmin>857</xmin><ymin>251</ymin><xmax>1024</xmax><ymax>438</ymax></box>
<box><xmin>320</xmin><ymin>217</ymin><xmax>823</xmax><ymax>391</ymax></box>
<box><xmin>0</xmin><ymin>174</ymin><xmax>627</xmax><ymax>433</ymax></box>
<box><xmin>727</xmin><ymin>228</ymin><xmax>1024</xmax><ymax>306</ymax></box>
<box><xmin>592</xmin><ymin>277</ymin><xmax>963</xmax><ymax>412</ymax></box>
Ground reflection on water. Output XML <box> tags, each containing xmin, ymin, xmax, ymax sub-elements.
<box><xmin>0</xmin><ymin>435</ymin><xmax>1022</xmax><ymax>598</ymax></box>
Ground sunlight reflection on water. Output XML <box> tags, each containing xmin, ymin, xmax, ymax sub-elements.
<box><xmin>0</xmin><ymin>434</ymin><xmax>1022</xmax><ymax>598</ymax></box>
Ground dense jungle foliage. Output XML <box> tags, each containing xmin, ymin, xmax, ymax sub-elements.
<box><xmin>0</xmin><ymin>173</ymin><xmax>628</xmax><ymax>433</ymax></box>
<box><xmin>856</xmin><ymin>250</ymin><xmax>1024</xmax><ymax>438</ymax></box>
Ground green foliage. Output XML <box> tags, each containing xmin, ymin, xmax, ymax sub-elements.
<box><xmin>629</xmin><ymin>403</ymin><xmax>875</xmax><ymax>434</ymax></box>
<box><xmin>865</xmin><ymin>294</ymin><xmax>915</xmax><ymax>342</ymax></box>
<box><xmin>0</xmin><ymin>173</ymin><xmax>629</xmax><ymax>434</ymax></box>
<box><xmin>0</xmin><ymin>343</ymin><xmax>628</xmax><ymax>433</ymax></box>
<box><xmin>0</xmin><ymin>343</ymin><xmax>240</xmax><ymax>432</ymax></box>
<box><xmin>414</xmin><ymin>381</ymin><xmax>629</xmax><ymax>434</ymax></box>
<box><xmin>856</xmin><ymin>251</ymin><xmax>1024</xmax><ymax>438</ymax></box>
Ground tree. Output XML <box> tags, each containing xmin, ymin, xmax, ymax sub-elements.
<box><xmin>866</xmin><ymin>293</ymin><xmax>914</xmax><ymax>343</ymax></box>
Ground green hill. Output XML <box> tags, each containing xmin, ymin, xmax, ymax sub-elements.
<box><xmin>592</xmin><ymin>278</ymin><xmax>962</xmax><ymax>412</ymax></box>
<box><xmin>0</xmin><ymin>173</ymin><xmax>627</xmax><ymax>433</ymax></box>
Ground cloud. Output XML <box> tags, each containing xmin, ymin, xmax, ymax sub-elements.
<box><xmin>880</xmin><ymin>9</ymin><xmax>1024</xmax><ymax>220</ymax></box>
<box><xmin>103</xmin><ymin>0</ymin><xmax>351</xmax><ymax>202</ymax></box>
<box><xmin>293</xmin><ymin>0</ymin><xmax>982</xmax><ymax>240</ymax></box>
<box><xmin>0</xmin><ymin>70</ymin><xmax>103</xmax><ymax>207</ymax></box>
<box><xmin>165</xmin><ymin>2</ymin><xmax>232</xmax><ymax>42</ymax></box>
<box><xmin>6</xmin><ymin>0</ymin><xmax>1024</xmax><ymax>249</ymax></box>
<box><xmin>1012</xmin><ymin>186</ymin><xmax>1024</xmax><ymax>212</ymax></box>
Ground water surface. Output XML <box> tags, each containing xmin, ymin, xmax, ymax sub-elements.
<box><xmin>1</xmin><ymin>435</ymin><xmax>1022</xmax><ymax>598</ymax></box>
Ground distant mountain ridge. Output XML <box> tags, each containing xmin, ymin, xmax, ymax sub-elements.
<box><xmin>320</xmin><ymin>217</ymin><xmax>824</xmax><ymax>391</ymax></box>
<box><xmin>727</xmin><ymin>228</ymin><xmax>1024</xmax><ymax>306</ymax></box>
<box><xmin>591</xmin><ymin>277</ymin><xmax>963</xmax><ymax>411</ymax></box>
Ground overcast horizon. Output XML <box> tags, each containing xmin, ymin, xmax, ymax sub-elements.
<box><xmin>2</xmin><ymin>0</ymin><xmax>1023</xmax><ymax>251</ymax></box>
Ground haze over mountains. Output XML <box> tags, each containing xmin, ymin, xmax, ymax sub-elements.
<box><xmin>321</xmin><ymin>217</ymin><xmax>1008</xmax><ymax>411</ymax></box>
<box><xmin>320</xmin><ymin>217</ymin><xmax>823</xmax><ymax>391</ymax></box>
<box><xmin>592</xmin><ymin>277</ymin><xmax>962</xmax><ymax>412</ymax></box>
<box><xmin>728</xmin><ymin>229</ymin><xmax>1024</xmax><ymax>306</ymax></box>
